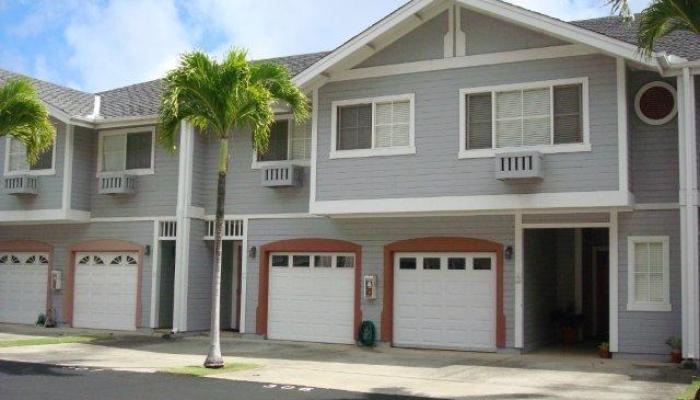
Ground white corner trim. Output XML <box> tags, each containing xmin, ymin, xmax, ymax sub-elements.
<box><xmin>626</xmin><ymin>236</ymin><xmax>672</xmax><ymax>312</ymax></box>
<box><xmin>311</xmin><ymin>190</ymin><xmax>633</xmax><ymax>215</ymax></box>
<box><xmin>634</xmin><ymin>81</ymin><xmax>678</xmax><ymax>126</ymax></box>
<box><xmin>331</xmin><ymin>44</ymin><xmax>597</xmax><ymax>83</ymax></box>
<box><xmin>617</xmin><ymin>58</ymin><xmax>630</xmax><ymax>195</ymax></box>
<box><xmin>61</xmin><ymin>125</ymin><xmax>74</xmax><ymax>211</ymax></box>
<box><xmin>609</xmin><ymin>210</ymin><xmax>619</xmax><ymax>352</ymax></box>
<box><xmin>310</xmin><ymin>88</ymin><xmax>319</xmax><ymax>205</ymax></box>
<box><xmin>329</xmin><ymin>93</ymin><xmax>416</xmax><ymax>160</ymax></box>
<box><xmin>96</xmin><ymin>126</ymin><xmax>156</xmax><ymax>177</ymax></box>
<box><xmin>514</xmin><ymin>210</ymin><xmax>523</xmax><ymax>349</ymax></box>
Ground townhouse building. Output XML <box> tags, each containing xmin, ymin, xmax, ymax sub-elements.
<box><xmin>1</xmin><ymin>0</ymin><xmax>700</xmax><ymax>360</ymax></box>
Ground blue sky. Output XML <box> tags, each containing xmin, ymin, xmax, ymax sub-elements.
<box><xmin>0</xmin><ymin>0</ymin><xmax>650</xmax><ymax>93</ymax></box>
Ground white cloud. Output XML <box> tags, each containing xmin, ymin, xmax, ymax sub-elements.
<box><xmin>64</xmin><ymin>0</ymin><xmax>193</xmax><ymax>92</ymax></box>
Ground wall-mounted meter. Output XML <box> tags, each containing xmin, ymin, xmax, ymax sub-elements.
<box><xmin>363</xmin><ymin>275</ymin><xmax>377</xmax><ymax>300</ymax></box>
<box><xmin>51</xmin><ymin>270</ymin><xmax>62</xmax><ymax>291</ymax></box>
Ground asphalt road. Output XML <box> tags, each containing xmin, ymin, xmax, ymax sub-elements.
<box><xmin>0</xmin><ymin>360</ymin><xmax>434</xmax><ymax>400</ymax></box>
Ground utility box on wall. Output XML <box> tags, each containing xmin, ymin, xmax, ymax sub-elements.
<box><xmin>363</xmin><ymin>274</ymin><xmax>377</xmax><ymax>300</ymax></box>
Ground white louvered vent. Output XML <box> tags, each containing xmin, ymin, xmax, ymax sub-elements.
<box><xmin>98</xmin><ymin>173</ymin><xmax>136</xmax><ymax>194</ymax></box>
<box><xmin>261</xmin><ymin>164</ymin><xmax>303</xmax><ymax>187</ymax></box>
<box><xmin>3</xmin><ymin>175</ymin><xmax>38</xmax><ymax>195</ymax></box>
<box><xmin>204</xmin><ymin>219</ymin><xmax>245</xmax><ymax>240</ymax></box>
<box><xmin>495</xmin><ymin>151</ymin><xmax>543</xmax><ymax>181</ymax></box>
<box><xmin>159</xmin><ymin>221</ymin><xmax>177</xmax><ymax>240</ymax></box>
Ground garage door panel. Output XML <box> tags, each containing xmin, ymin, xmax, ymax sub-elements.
<box><xmin>73</xmin><ymin>253</ymin><xmax>138</xmax><ymax>331</ymax></box>
<box><xmin>0</xmin><ymin>253</ymin><xmax>49</xmax><ymax>325</ymax></box>
<box><xmin>394</xmin><ymin>252</ymin><xmax>496</xmax><ymax>352</ymax></box>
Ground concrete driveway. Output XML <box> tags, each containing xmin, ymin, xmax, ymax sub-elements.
<box><xmin>0</xmin><ymin>324</ymin><xmax>693</xmax><ymax>400</ymax></box>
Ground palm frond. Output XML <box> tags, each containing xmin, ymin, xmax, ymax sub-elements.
<box><xmin>637</xmin><ymin>0</ymin><xmax>700</xmax><ymax>57</ymax></box>
<box><xmin>608</xmin><ymin>0</ymin><xmax>635</xmax><ymax>22</ymax></box>
<box><xmin>0</xmin><ymin>78</ymin><xmax>55</xmax><ymax>164</ymax></box>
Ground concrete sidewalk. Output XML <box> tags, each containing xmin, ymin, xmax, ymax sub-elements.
<box><xmin>0</xmin><ymin>324</ymin><xmax>692</xmax><ymax>400</ymax></box>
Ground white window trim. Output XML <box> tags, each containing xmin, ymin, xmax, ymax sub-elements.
<box><xmin>634</xmin><ymin>81</ymin><xmax>678</xmax><ymax>126</ymax></box>
<box><xmin>626</xmin><ymin>235</ymin><xmax>672</xmax><ymax>312</ymax></box>
<box><xmin>96</xmin><ymin>127</ymin><xmax>155</xmax><ymax>177</ymax></box>
<box><xmin>3</xmin><ymin>136</ymin><xmax>57</xmax><ymax>176</ymax></box>
<box><xmin>251</xmin><ymin>115</ymin><xmax>310</xmax><ymax>170</ymax></box>
<box><xmin>269</xmin><ymin>252</ymin><xmax>356</xmax><ymax>269</ymax></box>
<box><xmin>330</xmin><ymin>93</ymin><xmax>416</xmax><ymax>159</ymax></box>
<box><xmin>458</xmin><ymin>77</ymin><xmax>591</xmax><ymax>159</ymax></box>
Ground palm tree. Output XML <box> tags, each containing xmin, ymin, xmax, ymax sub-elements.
<box><xmin>0</xmin><ymin>78</ymin><xmax>55</xmax><ymax>164</ymax></box>
<box><xmin>608</xmin><ymin>0</ymin><xmax>700</xmax><ymax>57</ymax></box>
<box><xmin>159</xmin><ymin>49</ymin><xmax>308</xmax><ymax>368</ymax></box>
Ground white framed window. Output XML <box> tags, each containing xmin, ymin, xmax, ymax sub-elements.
<box><xmin>269</xmin><ymin>252</ymin><xmax>355</xmax><ymax>269</ymax></box>
<box><xmin>4</xmin><ymin>136</ymin><xmax>56</xmax><ymax>176</ymax></box>
<box><xmin>97</xmin><ymin>127</ymin><xmax>155</xmax><ymax>176</ymax></box>
<box><xmin>330</xmin><ymin>93</ymin><xmax>415</xmax><ymax>159</ymax></box>
<box><xmin>627</xmin><ymin>236</ymin><xmax>671</xmax><ymax>312</ymax></box>
<box><xmin>459</xmin><ymin>78</ymin><xmax>590</xmax><ymax>159</ymax></box>
<box><xmin>252</xmin><ymin>116</ymin><xmax>311</xmax><ymax>169</ymax></box>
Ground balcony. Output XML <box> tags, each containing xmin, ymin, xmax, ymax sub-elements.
<box><xmin>98</xmin><ymin>173</ymin><xmax>136</xmax><ymax>195</ymax></box>
<box><xmin>3</xmin><ymin>175</ymin><xmax>38</xmax><ymax>195</ymax></box>
<box><xmin>261</xmin><ymin>164</ymin><xmax>304</xmax><ymax>188</ymax></box>
<box><xmin>495</xmin><ymin>151</ymin><xmax>543</xmax><ymax>181</ymax></box>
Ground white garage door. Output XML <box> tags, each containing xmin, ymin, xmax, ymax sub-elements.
<box><xmin>394</xmin><ymin>252</ymin><xmax>496</xmax><ymax>351</ymax></box>
<box><xmin>73</xmin><ymin>252</ymin><xmax>138</xmax><ymax>331</ymax></box>
<box><xmin>268</xmin><ymin>253</ymin><xmax>355</xmax><ymax>344</ymax></box>
<box><xmin>0</xmin><ymin>253</ymin><xmax>49</xmax><ymax>324</ymax></box>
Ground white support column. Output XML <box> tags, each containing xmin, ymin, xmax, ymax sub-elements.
<box><xmin>514</xmin><ymin>211</ymin><xmax>524</xmax><ymax>349</ymax></box>
<box><xmin>239</xmin><ymin>217</ymin><xmax>249</xmax><ymax>333</ymax></box>
<box><xmin>61</xmin><ymin>124</ymin><xmax>74</xmax><ymax>212</ymax></box>
<box><xmin>678</xmin><ymin>69</ymin><xmax>699</xmax><ymax>359</ymax></box>
<box><xmin>172</xmin><ymin>122</ymin><xmax>195</xmax><ymax>332</ymax></box>
<box><xmin>616</xmin><ymin>58</ymin><xmax>629</xmax><ymax>194</ymax></box>
<box><xmin>150</xmin><ymin>219</ymin><xmax>161</xmax><ymax>328</ymax></box>
<box><xmin>609</xmin><ymin>210</ymin><xmax>619</xmax><ymax>353</ymax></box>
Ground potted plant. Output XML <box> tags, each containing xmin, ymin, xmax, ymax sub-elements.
<box><xmin>598</xmin><ymin>342</ymin><xmax>612</xmax><ymax>359</ymax></box>
<box><xmin>666</xmin><ymin>337</ymin><xmax>682</xmax><ymax>363</ymax></box>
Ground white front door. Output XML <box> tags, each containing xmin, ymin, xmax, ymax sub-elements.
<box><xmin>0</xmin><ymin>253</ymin><xmax>49</xmax><ymax>324</ymax></box>
<box><xmin>268</xmin><ymin>253</ymin><xmax>355</xmax><ymax>344</ymax></box>
<box><xmin>73</xmin><ymin>252</ymin><xmax>138</xmax><ymax>331</ymax></box>
<box><xmin>394</xmin><ymin>252</ymin><xmax>496</xmax><ymax>351</ymax></box>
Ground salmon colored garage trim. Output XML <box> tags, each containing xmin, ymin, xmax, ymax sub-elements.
<box><xmin>64</xmin><ymin>240</ymin><xmax>145</xmax><ymax>329</ymax></box>
<box><xmin>381</xmin><ymin>237</ymin><xmax>506</xmax><ymax>348</ymax></box>
<box><xmin>256</xmin><ymin>238</ymin><xmax>362</xmax><ymax>339</ymax></box>
<box><xmin>0</xmin><ymin>240</ymin><xmax>54</xmax><ymax>317</ymax></box>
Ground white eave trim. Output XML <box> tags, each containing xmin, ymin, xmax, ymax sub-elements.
<box><xmin>0</xmin><ymin>209</ymin><xmax>91</xmax><ymax>224</ymax></box>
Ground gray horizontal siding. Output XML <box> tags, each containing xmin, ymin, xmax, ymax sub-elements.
<box><xmin>246</xmin><ymin>215</ymin><xmax>516</xmax><ymax>347</ymax></box>
<box><xmin>0</xmin><ymin>118</ymin><xmax>65</xmax><ymax>211</ymax></box>
<box><xmin>71</xmin><ymin>126</ymin><xmax>97</xmax><ymax>211</ymax></box>
<box><xmin>90</xmin><ymin>125</ymin><xmax>179</xmax><ymax>218</ymax></box>
<box><xmin>316</xmin><ymin>54</ymin><xmax>620</xmax><ymax>201</ymax></box>
<box><xmin>522</xmin><ymin>213</ymin><xmax>610</xmax><ymax>225</ymax></box>
<box><xmin>628</xmin><ymin>71</ymin><xmax>679</xmax><ymax>204</ymax></box>
<box><xmin>186</xmin><ymin>220</ymin><xmax>213</xmax><ymax>331</ymax></box>
<box><xmin>617</xmin><ymin>210</ymin><xmax>681</xmax><ymax>355</ymax></box>
<box><xmin>0</xmin><ymin>221</ymin><xmax>155</xmax><ymax>328</ymax></box>
<box><xmin>194</xmin><ymin>125</ymin><xmax>310</xmax><ymax>216</ymax></box>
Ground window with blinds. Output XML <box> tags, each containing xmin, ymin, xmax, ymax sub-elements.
<box><xmin>100</xmin><ymin>130</ymin><xmax>153</xmax><ymax>172</ymax></box>
<box><xmin>628</xmin><ymin>237</ymin><xmax>670</xmax><ymax>311</ymax></box>
<box><xmin>335</xmin><ymin>96</ymin><xmax>414</xmax><ymax>153</ymax></box>
<box><xmin>6</xmin><ymin>137</ymin><xmax>54</xmax><ymax>173</ymax></box>
<box><xmin>464</xmin><ymin>83</ymin><xmax>583</xmax><ymax>151</ymax></box>
<box><xmin>256</xmin><ymin>118</ymin><xmax>311</xmax><ymax>164</ymax></box>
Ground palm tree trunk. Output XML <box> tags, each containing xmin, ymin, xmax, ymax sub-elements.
<box><xmin>204</xmin><ymin>138</ymin><xmax>229</xmax><ymax>368</ymax></box>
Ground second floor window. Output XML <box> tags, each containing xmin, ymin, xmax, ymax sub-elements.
<box><xmin>331</xmin><ymin>94</ymin><xmax>415</xmax><ymax>158</ymax></box>
<box><xmin>255</xmin><ymin>118</ymin><xmax>311</xmax><ymax>164</ymax></box>
<box><xmin>462</xmin><ymin>79</ymin><xmax>587</xmax><ymax>156</ymax></box>
<box><xmin>5</xmin><ymin>137</ymin><xmax>54</xmax><ymax>175</ymax></box>
<box><xmin>99</xmin><ymin>129</ymin><xmax>153</xmax><ymax>174</ymax></box>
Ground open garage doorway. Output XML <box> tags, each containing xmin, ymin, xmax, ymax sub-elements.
<box><xmin>523</xmin><ymin>228</ymin><xmax>609</xmax><ymax>354</ymax></box>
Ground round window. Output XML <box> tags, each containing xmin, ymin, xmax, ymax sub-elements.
<box><xmin>634</xmin><ymin>81</ymin><xmax>677</xmax><ymax>126</ymax></box>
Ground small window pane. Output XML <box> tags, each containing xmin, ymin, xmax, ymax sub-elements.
<box><xmin>30</xmin><ymin>144</ymin><xmax>53</xmax><ymax>170</ymax></box>
<box><xmin>337</xmin><ymin>104</ymin><xmax>372</xmax><ymax>150</ymax></box>
<box><xmin>292</xmin><ymin>255</ymin><xmax>310</xmax><ymax>268</ymax></box>
<box><xmin>399</xmin><ymin>257</ymin><xmax>416</xmax><ymax>270</ymax></box>
<box><xmin>290</xmin><ymin>120</ymin><xmax>311</xmax><ymax>160</ymax></box>
<box><xmin>126</xmin><ymin>132</ymin><xmax>152</xmax><ymax>170</ymax></box>
<box><xmin>336</xmin><ymin>255</ymin><xmax>354</xmax><ymax>269</ymax></box>
<box><xmin>448</xmin><ymin>257</ymin><xmax>466</xmax><ymax>270</ymax></box>
<box><xmin>258</xmin><ymin>120</ymin><xmax>289</xmax><ymax>162</ymax></box>
<box><xmin>102</xmin><ymin>135</ymin><xmax>126</xmax><ymax>172</ymax></box>
<box><xmin>466</xmin><ymin>93</ymin><xmax>492</xmax><ymax>150</ymax></box>
<box><xmin>314</xmin><ymin>255</ymin><xmax>332</xmax><ymax>268</ymax></box>
<box><xmin>374</xmin><ymin>100</ymin><xmax>410</xmax><ymax>148</ymax></box>
<box><xmin>423</xmin><ymin>257</ymin><xmax>441</xmax><ymax>270</ymax></box>
<box><xmin>271</xmin><ymin>255</ymin><xmax>289</xmax><ymax>267</ymax></box>
<box><xmin>473</xmin><ymin>258</ymin><xmax>492</xmax><ymax>271</ymax></box>
<box><xmin>553</xmin><ymin>84</ymin><xmax>583</xmax><ymax>144</ymax></box>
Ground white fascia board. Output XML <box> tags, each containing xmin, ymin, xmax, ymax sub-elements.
<box><xmin>310</xmin><ymin>191</ymin><xmax>633</xmax><ymax>216</ymax></box>
<box><xmin>0</xmin><ymin>209</ymin><xmax>91</xmax><ymax>224</ymax></box>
